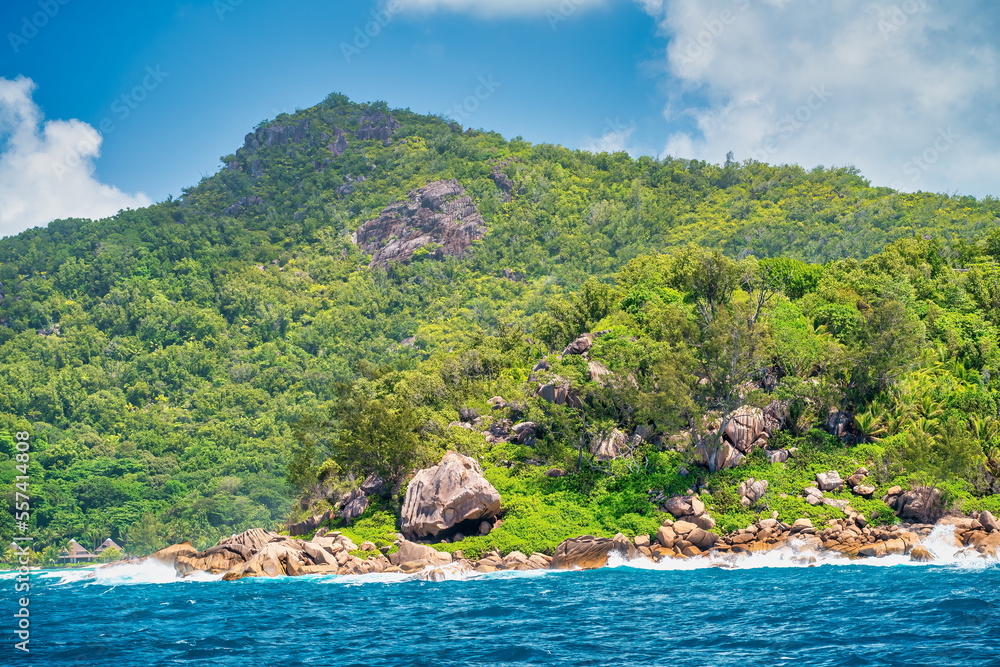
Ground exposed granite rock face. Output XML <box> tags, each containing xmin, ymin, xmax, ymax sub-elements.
<box><xmin>240</xmin><ymin>120</ymin><xmax>310</xmax><ymax>156</ymax></box>
<box><xmin>400</xmin><ymin>452</ymin><xmax>501</xmax><ymax>539</ymax></box>
<box><xmin>352</xmin><ymin>179</ymin><xmax>487</xmax><ymax>267</ymax></box>
<box><xmin>355</xmin><ymin>110</ymin><xmax>401</xmax><ymax>142</ymax></box>
<box><xmin>490</xmin><ymin>164</ymin><xmax>515</xmax><ymax>200</ymax></box>
<box><xmin>328</xmin><ymin>127</ymin><xmax>349</xmax><ymax>157</ymax></box>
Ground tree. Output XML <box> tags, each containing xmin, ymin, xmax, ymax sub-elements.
<box><xmin>332</xmin><ymin>392</ymin><xmax>423</xmax><ymax>486</ymax></box>
<box><xmin>849</xmin><ymin>299</ymin><xmax>924</xmax><ymax>403</ymax></box>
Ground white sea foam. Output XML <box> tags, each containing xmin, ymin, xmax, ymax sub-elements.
<box><xmin>608</xmin><ymin>526</ymin><xmax>997</xmax><ymax>572</ymax></box>
<box><xmin>33</xmin><ymin>559</ymin><xmax>221</xmax><ymax>586</ymax></box>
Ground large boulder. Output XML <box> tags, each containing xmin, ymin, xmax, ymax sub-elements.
<box><xmin>340</xmin><ymin>490</ymin><xmax>369</xmax><ymax>524</ymax></box>
<box><xmin>663</xmin><ymin>495</ymin><xmax>705</xmax><ymax>519</ymax></box>
<box><xmin>550</xmin><ymin>535</ymin><xmax>638</xmax><ymax>570</ymax></box>
<box><xmin>148</xmin><ymin>541</ymin><xmax>198</xmax><ymax>564</ymax></box>
<box><xmin>816</xmin><ymin>471</ymin><xmax>844</xmax><ymax>492</ymax></box>
<box><xmin>401</xmin><ymin>452</ymin><xmax>501</xmax><ymax>538</ymax></box>
<box><xmin>826</xmin><ymin>410</ymin><xmax>853</xmax><ymax>441</ymax></box>
<box><xmin>685</xmin><ymin>527</ymin><xmax>719</xmax><ymax>552</ymax></box>
<box><xmin>389</xmin><ymin>540</ymin><xmax>452</xmax><ymax>568</ymax></box>
<box><xmin>979</xmin><ymin>510</ymin><xmax>999</xmax><ymax>533</ymax></box>
<box><xmin>590</xmin><ymin>429</ymin><xmax>628</xmax><ymax>461</ymax></box>
<box><xmin>723</xmin><ymin>406</ymin><xmax>768</xmax><ymax>454</ymax></box>
<box><xmin>562</xmin><ymin>334</ymin><xmax>593</xmax><ymax>357</ymax></box>
<box><xmin>694</xmin><ymin>439</ymin><xmax>745</xmax><ymax>472</ymax></box>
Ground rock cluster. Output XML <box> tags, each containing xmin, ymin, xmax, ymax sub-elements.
<box><xmin>352</xmin><ymin>179</ymin><xmax>487</xmax><ymax>267</ymax></box>
<box><xmin>355</xmin><ymin>110</ymin><xmax>401</xmax><ymax>143</ymax></box>
<box><xmin>655</xmin><ymin>518</ymin><xmax>720</xmax><ymax>557</ymax></box>
<box><xmin>140</xmin><ymin>506</ymin><xmax>1000</xmax><ymax>583</ymax></box>
<box><xmin>884</xmin><ymin>486</ymin><xmax>942</xmax><ymax>522</ymax></box>
<box><xmin>696</xmin><ymin>402</ymin><xmax>786</xmax><ymax>472</ymax></box>
<box><xmin>663</xmin><ymin>494</ymin><xmax>715</xmax><ymax>527</ymax></box>
<box><xmin>534</xmin><ymin>379</ymin><xmax>582</xmax><ymax>408</ymax></box>
<box><xmin>738</xmin><ymin>478</ymin><xmax>769</xmax><ymax>507</ymax></box>
<box><xmin>239</xmin><ymin>120</ymin><xmax>310</xmax><ymax>156</ymax></box>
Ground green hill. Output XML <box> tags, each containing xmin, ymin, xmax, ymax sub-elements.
<box><xmin>2</xmin><ymin>93</ymin><xmax>999</xmax><ymax>560</ymax></box>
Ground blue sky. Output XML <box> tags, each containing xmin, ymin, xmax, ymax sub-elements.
<box><xmin>1</xmin><ymin>0</ymin><xmax>999</xmax><ymax>237</ymax></box>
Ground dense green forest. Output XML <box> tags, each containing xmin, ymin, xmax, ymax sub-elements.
<box><xmin>2</xmin><ymin>93</ymin><xmax>999</xmax><ymax>562</ymax></box>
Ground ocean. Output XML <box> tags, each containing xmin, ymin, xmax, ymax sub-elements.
<box><xmin>7</xmin><ymin>526</ymin><xmax>999</xmax><ymax>666</ymax></box>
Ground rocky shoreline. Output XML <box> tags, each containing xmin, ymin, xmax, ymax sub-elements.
<box><xmin>129</xmin><ymin>506</ymin><xmax>999</xmax><ymax>583</ymax></box>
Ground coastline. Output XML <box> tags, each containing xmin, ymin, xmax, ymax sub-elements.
<box><xmin>96</xmin><ymin>510</ymin><xmax>999</xmax><ymax>584</ymax></box>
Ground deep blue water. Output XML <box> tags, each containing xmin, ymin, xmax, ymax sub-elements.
<box><xmin>5</xmin><ymin>559</ymin><xmax>999</xmax><ymax>666</ymax></box>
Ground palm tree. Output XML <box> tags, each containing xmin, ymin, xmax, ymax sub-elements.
<box><xmin>970</xmin><ymin>415</ymin><xmax>999</xmax><ymax>443</ymax></box>
<box><xmin>915</xmin><ymin>395</ymin><xmax>944</xmax><ymax>421</ymax></box>
<box><xmin>854</xmin><ymin>409</ymin><xmax>887</xmax><ymax>443</ymax></box>
<box><xmin>986</xmin><ymin>444</ymin><xmax>1000</xmax><ymax>479</ymax></box>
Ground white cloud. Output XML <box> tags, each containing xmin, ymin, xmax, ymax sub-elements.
<box><xmin>0</xmin><ymin>76</ymin><xmax>151</xmax><ymax>238</ymax></box>
<box><xmin>395</xmin><ymin>0</ymin><xmax>607</xmax><ymax>17</ymax></box>
<box><xmin>640</xmin><ymin>0</ymin><xmax>1000</xmax><ymax>196</ymax></box>
<box><xmin>581</xmin><ymin>118</ymin><xmax>638</xmax><ymax>154</ymax></box>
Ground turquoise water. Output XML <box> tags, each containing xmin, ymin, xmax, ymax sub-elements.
<box><xmin>10</xmin><ymin>551</ymin><xmax>999</xmax><ymax>667</ymax></box>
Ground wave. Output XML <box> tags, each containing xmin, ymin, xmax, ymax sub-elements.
<box><xmin>32</xmin><ymin>560</ymin><xmax>223</xmax><ymax>586</ymax></box>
